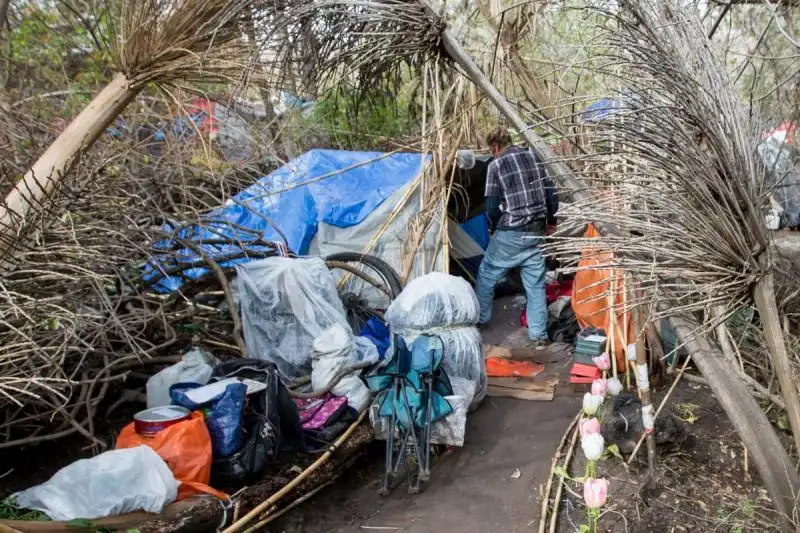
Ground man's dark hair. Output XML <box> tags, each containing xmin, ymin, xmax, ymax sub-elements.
<box><xmin>486</xmin><ymin>126</ymin><xmax>512</xmax><ymax>148</ymax></box>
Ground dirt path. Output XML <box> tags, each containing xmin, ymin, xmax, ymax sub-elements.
<box><xmin>268</xmin><ymin>296</ymin><xmax>581</xmax><ymax>533</ymax></box>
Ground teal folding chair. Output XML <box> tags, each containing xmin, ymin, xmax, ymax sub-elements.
<box><xmin>367</xmin><ymin>334</ymin><xmax>453</xmax><ymax>494</ymax></box>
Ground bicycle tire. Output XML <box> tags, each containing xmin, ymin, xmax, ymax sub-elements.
<box><xmin>324</xmin><ymin>252</ymin><xmax>404</xmax><ymax>299</ymax></box>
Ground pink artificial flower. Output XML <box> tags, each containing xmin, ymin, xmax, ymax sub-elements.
<box><xmin>593</xmin><ymin>352</ymin><xmax>611</xmax><ymax>371</ymax></box>
<box><xmin>579</xmin><ymin>417</ymin><xmax>602</xmax><ymax>438</ymax></box>
<box><xmin>584</xmin><ymin>478</ymin><xmax>609</xmax><ymax>508</ymax></box>
<box><xmin>591</xmin><ymin>379</ymin><xmax>607</xmax><ymax>397</ymax></box>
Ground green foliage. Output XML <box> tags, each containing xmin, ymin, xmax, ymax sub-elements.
<box><xmin>295</xmin><ymin>84</ymin><xmax>420</xmax><ymax>151</ymax></box>
<box><xmin>5</xmin><ymin>3</ymin><xmax>113</xmax><ymax>102</ymax></box>
<box><xmin>0</xmin><ymin>497</ymin><xmax>50</xmax><ymax>521</ymax></box>
<box><xmin>602</xmin><ymin>443</ymin><xmax>623</xmax><ymax>461</ymax></box>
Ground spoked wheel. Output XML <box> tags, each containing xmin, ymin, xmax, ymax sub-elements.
<box><xmin>324</xmin><ymin>252</ymin><xmax>404</xmax><ymax>332</ymax></box>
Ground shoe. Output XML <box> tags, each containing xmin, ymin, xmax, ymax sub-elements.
<box><xmin>530</xmin><ymin>339</ymin><xmax>551</xmax><ymax>350</ymax></box>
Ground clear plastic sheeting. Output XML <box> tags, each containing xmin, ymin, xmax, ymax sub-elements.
<box><xmin>385</xmin><ymin>273</ymin><xmax>480</xmax><ymax>331</ymax></box>
<box><xmin>311</xmin><ymin>324</ymin><xmax>379</xmax><ymax>412</ymax></box>
<box><xmin>439</xmin><ymin>328</ymin><xmax>486</xmax><ymax>408</ymax></box>
<box><xmin>13</xmin><ymin>446</ymin><xmax>178</xmax><ymax>521</ymax></box>
<box><xmin>236</xmin><ymin>257</ymin><xmax>350</xmax><ymax>383</ymax></box>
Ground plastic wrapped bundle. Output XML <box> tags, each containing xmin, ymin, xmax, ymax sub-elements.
<box><xmin>430</xmin><ymin>327</ymin><xmax>486</xmax><ymax>409</ymax></box>
<box><xmin>386</xmin><ymin>274</ymin><xmax>486</xmax><ymax>410</ymax></box>
<box><xmin>385</xmin><ymin>272</ymin><xmax>479</xmax><ymax>331</ymax></box>
<box><xmin>236</xmin><ymin>257</ymin><xmax>350</xmax><ymax>383</ymax></box>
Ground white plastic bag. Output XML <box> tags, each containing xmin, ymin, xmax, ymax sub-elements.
<box><xmin>13</xmin><ymin>446</ymin><xmax>178</xmax><ymax>521</ymax></box>
<box><xmin>311</xmin><ymin>325</ymin><xmax>378</xmax><ymax>412</ymax></box>
<box><xmin>236</xmin><ymin>257</ymin><xmax>351</xmax><ymax>383</ymax></box>
<box><xmin>146</xmin><ymin>348</ymin><xmax>217</xmax><ymax>408</ymax></box>
<box><xmin>385</xmin><ymin>272</ymin><xmax>479</xmax><ymax>331</ymax></box>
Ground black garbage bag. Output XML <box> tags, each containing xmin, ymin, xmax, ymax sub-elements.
<box><xmin>548</xmin><ymin>304</ymin><xmax>580</xmax><ymax>344</ymax></box>
<box><xmin>209</xmin><ymin>359</ymin><xmax>305</xmax><ymax>486</ymax></box>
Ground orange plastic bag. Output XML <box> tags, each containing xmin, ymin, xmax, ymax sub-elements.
<box><xmin>571</xmin><ymin>223</ymin><xmax>631</xmax><ymax>371</ymax></box>
<box><xmin>116</xmin><ymin>411</ymin><xmax>226</xmax><ymax>501</ymax></box>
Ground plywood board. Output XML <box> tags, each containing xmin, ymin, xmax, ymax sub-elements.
<box><xmin>486</xmin><ymin>386</ymin><xmax>555</xmax><ymax>401</ymax></box>
<box><xmin>488</xmin><ymin>376</ymin><xmax>558</xmax><ymax>391</ymax></box>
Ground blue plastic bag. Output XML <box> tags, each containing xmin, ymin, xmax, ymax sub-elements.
<box><xmin>170</xmin><ymin>382</ymin><xmax>247</xmax><ymax>458</ymax></box>
<box><xmin>359</xmin><ymin>317</ymin><xmax>390</xmax><ymax>359</ymax></box>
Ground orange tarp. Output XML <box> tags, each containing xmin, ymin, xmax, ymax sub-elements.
<box><xmin>571</xmin><ymin>223</ymin><xmax>631</xmax><ymax>371</ymax></box>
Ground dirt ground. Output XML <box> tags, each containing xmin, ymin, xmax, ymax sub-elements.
<box><xmin>558</xmin><ymin>379</ymin><xmax>782</xmax><ymax>533</ymax></box>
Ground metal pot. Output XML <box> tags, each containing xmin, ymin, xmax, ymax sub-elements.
<box><xmin>133</xmin><ymin>405</ymin><xmax>191</xmax><ymax>436</ymax></box>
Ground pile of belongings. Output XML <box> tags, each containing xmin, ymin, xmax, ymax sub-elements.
<box><xmin>9</xmin><ymin>256</ymin><xmax>392</xmax><ymax>523</ymax></box>
<box><xmin>521</xmin><ymin>276</ymin><xmax>579</xmax><ymax>344</ymax></box>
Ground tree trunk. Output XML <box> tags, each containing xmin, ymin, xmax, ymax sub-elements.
<box><xmin>429</xmin><ymin>16</ymin><xmax>800</xmax><ymax>527</ymax></box>
<box><xmin>753</xmin><ymin>270</ymin><xmax>800</xmax><ymax>456</ymax></box>
<box><xmin>0</xmin><ymin>73</ymin><xmax>139</xmax><ymax>268</ymax></box>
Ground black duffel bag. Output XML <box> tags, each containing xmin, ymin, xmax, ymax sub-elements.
<box><xmin>209</xmin><ymin>359</ymin><xmax>304</xmax><ymax>486</ymax></box>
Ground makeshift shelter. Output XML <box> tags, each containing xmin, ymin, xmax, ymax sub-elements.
<box><xmin>146</xmin><ymin>149</ymin><xmax>487</xmax><ymax>293</ymax></box>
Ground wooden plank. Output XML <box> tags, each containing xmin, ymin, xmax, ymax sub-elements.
<box><xmin>488</xmin><ymin>376</ymin><xmax>557</xmax><ymax>391</ymax></box>
<box><xmin>483</xmin><ymin>344</ymin><xmax>540</xmax><ymax>361</ymax></box>
<box><xmin>487</xmin><ymin>386</ymin><xmax>554</xmax><ymax>401</ymax></box>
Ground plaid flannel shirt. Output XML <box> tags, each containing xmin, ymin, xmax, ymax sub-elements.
<box><xmin>485</xmin><ymin>145</ymin><xmax>555</xmax><ymax>229</ymax></box>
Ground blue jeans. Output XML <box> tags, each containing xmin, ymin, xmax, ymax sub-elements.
<box><xmin>475</xmin><ymin>229</ymin><xmax>548</xmax><ymax>341</ymax></box>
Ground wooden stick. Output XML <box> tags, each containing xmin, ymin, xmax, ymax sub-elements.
<box><xmin>752</xmin><ymin>271</ymin><xmax>800</xmax><ymax>458</ymax></box>
<box><xmin>221</xmin><ymin>409</ymin><xmax>368</xmax><ymax>533</ymax></box>
<box><xmin>241</xmin><ymin>480</ymin><xmax>335</xmax><ymax>533</ymax></box>
<box><xmin>538</xmin><ymin>413</ymin><xmax>580</xmax><ymax>533</ymax></box>
<box><xmin>623</xmin><ymin>273</ymin><xmax>632</xmax><ymax>390</ymax></box>
<box><xmin>549</xmin><ymin>421</ymin><xmax>580</xmax><ymax>533</ymax></box>
<box><xmin>627</xmin><ymin>356</ymin><xmax>692</xmax><ymax>465</ymax></box>
<box><xmin>608</xmin><ymin>267</ymin><xmax>617</xmax><ymax>379</ymax></box>
<box><xmin>630</xmin><ymin>301</ymin><xmax>658</xmax><ymax>491</ymax></box>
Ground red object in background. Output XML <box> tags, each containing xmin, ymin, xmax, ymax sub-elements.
<box><xmin>521</xmin><ymin>279</ymin><xmax>574</xmax><ymax>327</ymax></box>
<box><xmin>186</xmin><ymin>97</ymin><xmax>220</xmax><ymax>137</ymax></box>
<box><xmin>570</xmin><ymin>363</ymin><xmax>601</xmax><ymax>384</ymax></box>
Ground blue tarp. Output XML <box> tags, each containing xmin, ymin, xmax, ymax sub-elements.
<box><xmin>146</xmin><ymin>149</ymin><xmax>426</xmax><ymax>292</ymax></box>
<box><xmin>581</xmin><ymin>98</ymin><xmax>620</xmax><ymax>122</ymax></box>
<box><xmin>460</xmin><ymin>213</ymin><xmax>490</xmax><ymax>251</ymax></box>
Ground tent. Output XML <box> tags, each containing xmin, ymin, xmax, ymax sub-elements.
<box><xmin>146</xmin><ymin>149</ymin><xmax>487</xmax><ymax>292</ymax></box>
